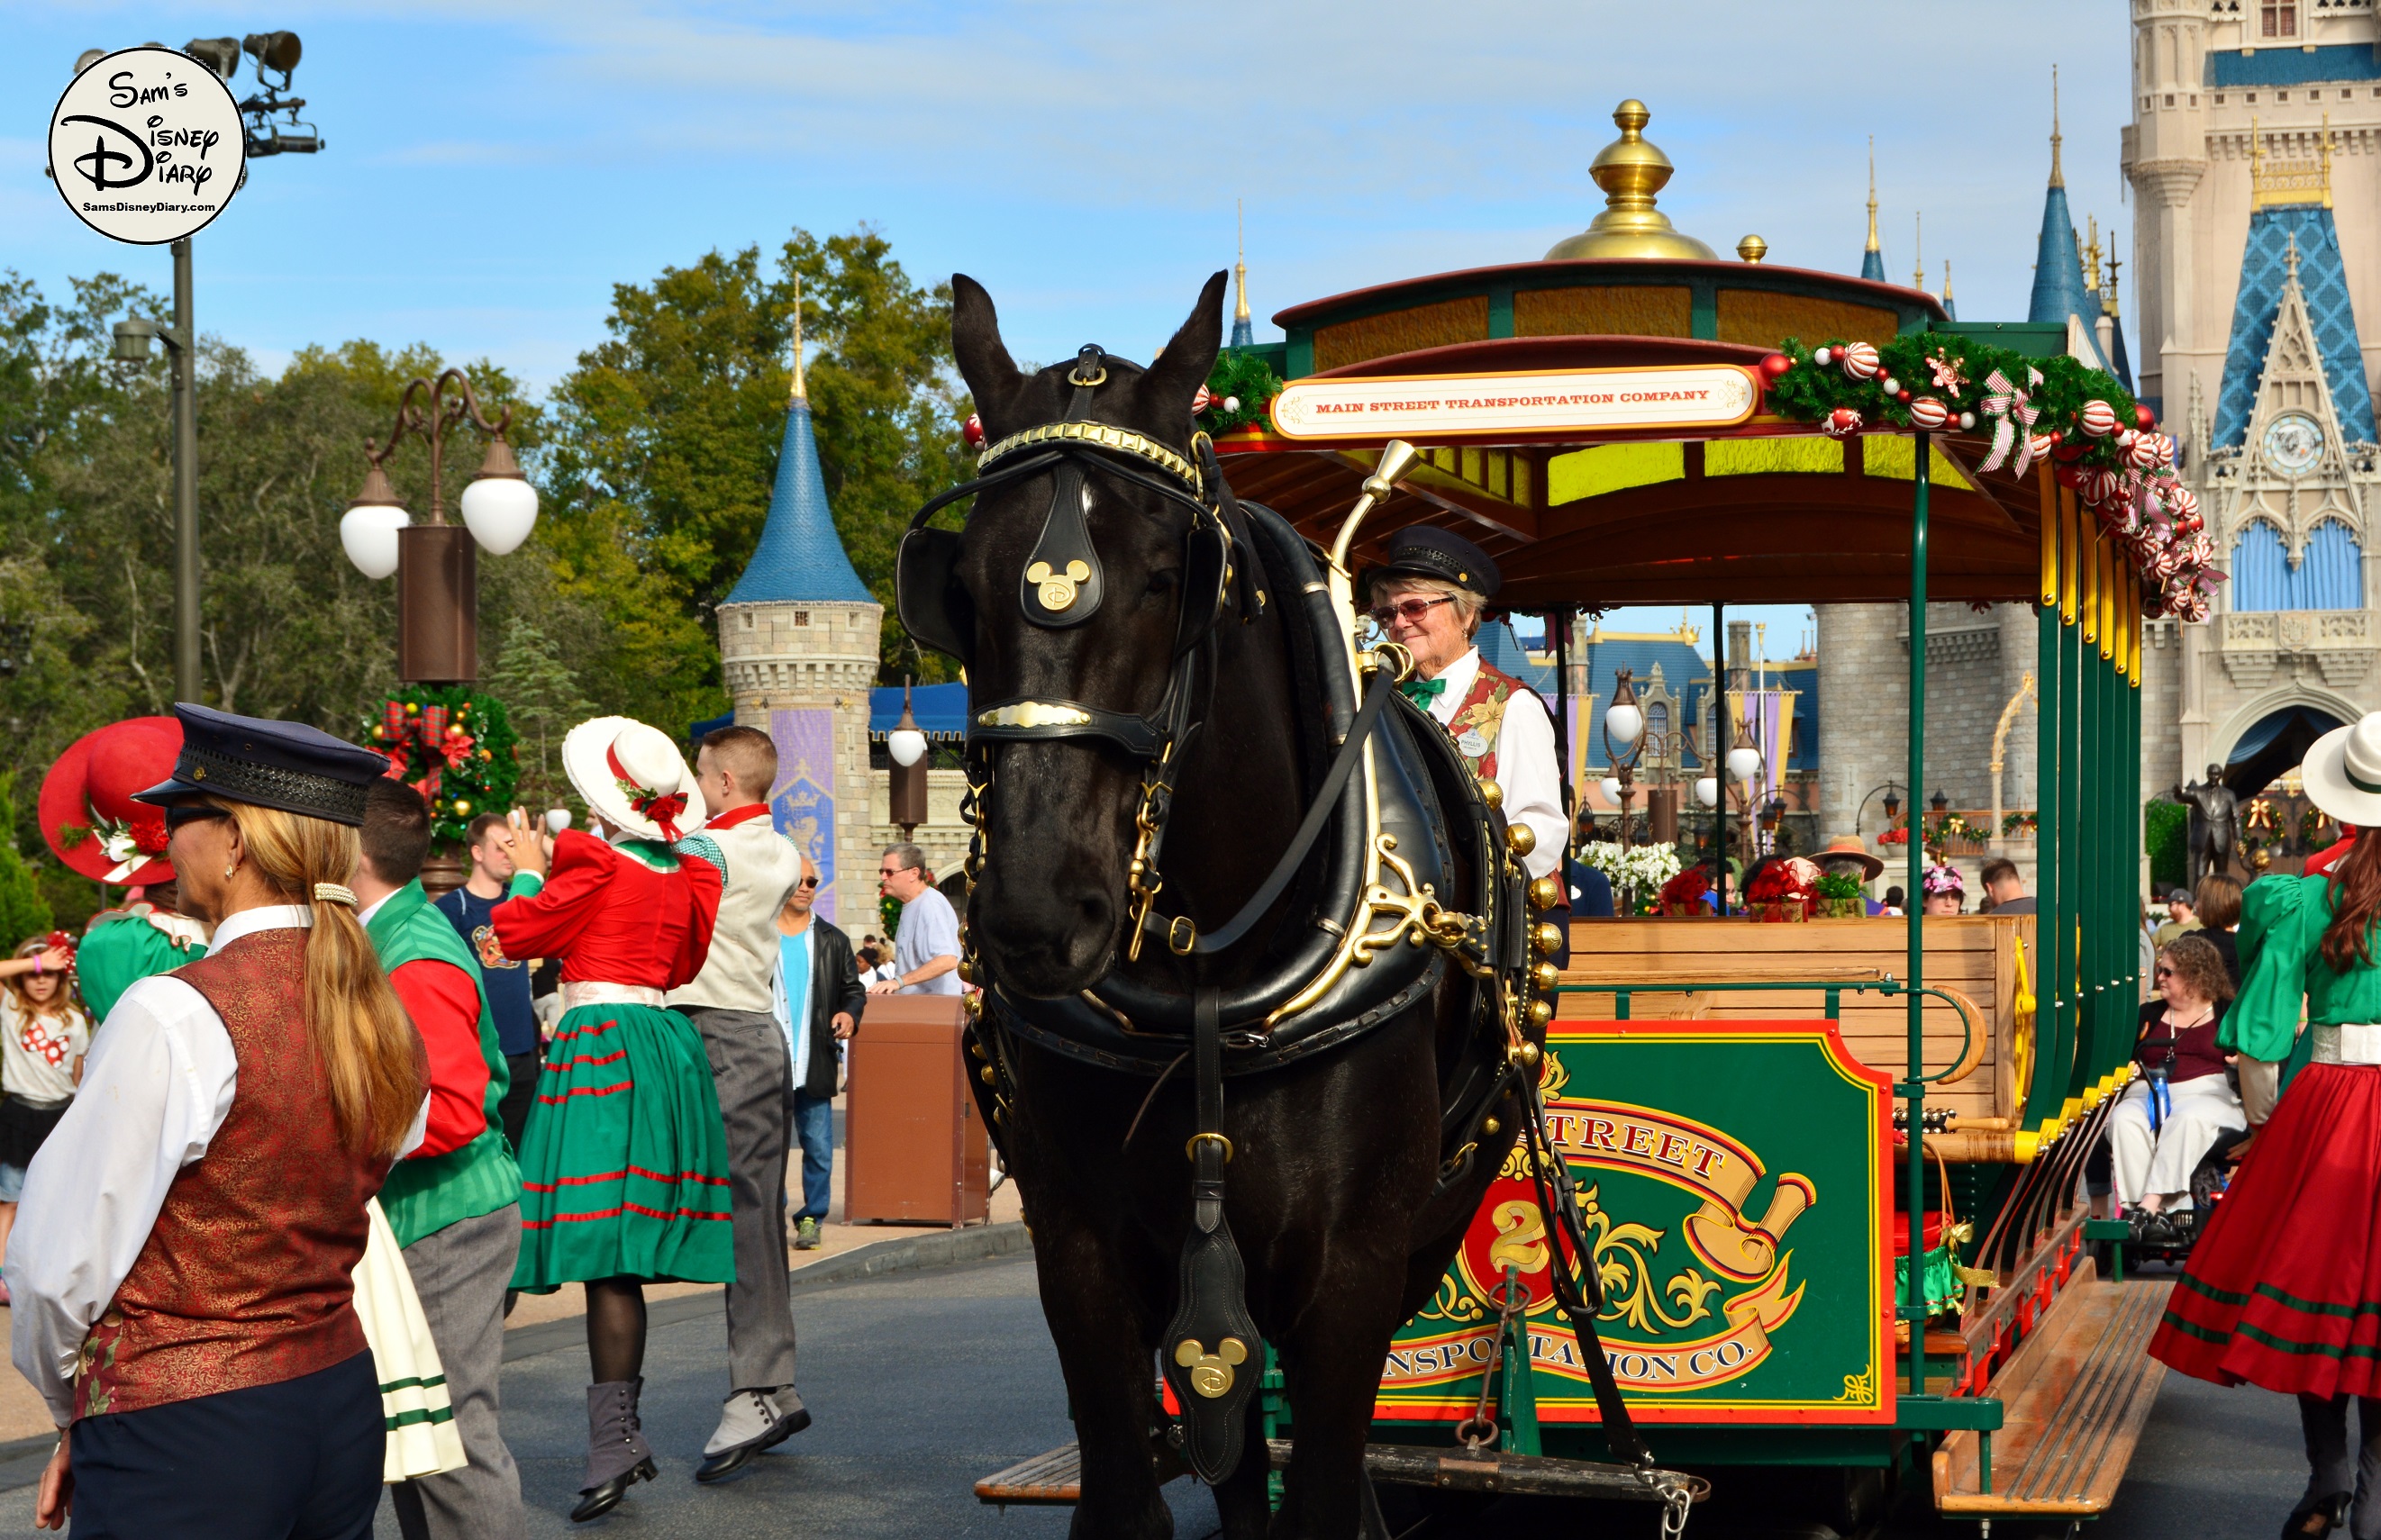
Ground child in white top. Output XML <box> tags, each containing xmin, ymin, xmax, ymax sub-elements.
<box><xmin>0</xmin><ymin>937</ymin><xmax>88</xmax><ymax>1302</ymax></box>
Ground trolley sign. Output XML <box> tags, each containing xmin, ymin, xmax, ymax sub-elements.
<box><xmin>48</xmin><ymin>45</ymin><xmax>247</xmax><ymax>245</ymax></box>
<box><xmin>1268</xmin><ymin>364</ymin><xmax>1758</xmax><ymax>443</ymax></box>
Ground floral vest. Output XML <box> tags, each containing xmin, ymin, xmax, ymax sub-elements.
<box><xmin>1446</xmin><ymin>659</ymin><xmax>1528</xmax><ymax>786</ymax></box>
<box><xmin>75</xmin><ymin>929</ymin><xmax>409</xmax><ymax>1419</ymax></box>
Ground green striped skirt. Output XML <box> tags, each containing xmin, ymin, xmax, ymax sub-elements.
<box><xmin>512</xmin><ymin>999</ymin><xmax>734</xmax><ymax>1291</ymax></box>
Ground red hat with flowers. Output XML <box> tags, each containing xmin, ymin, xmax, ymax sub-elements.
<box><xmin>40</xmin><ymin>716</ymin><xmax>183</xmax><ymax>884</ymax></box>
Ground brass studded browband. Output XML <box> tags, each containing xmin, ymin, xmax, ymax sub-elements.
<box><xmin>977</xmin><ymin>421</ymin><xmax>1204</xmax><ymax>499</ymax></box>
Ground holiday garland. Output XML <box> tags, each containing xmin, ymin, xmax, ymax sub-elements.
<box><xmin>1758</xmin><ymin>333</ymin><xmax>2220</xmax><ymax>621</ymax></box>
<box><xmin>360</xmin><ymin>685</ymin><xmax>521</xmax><ymax>846</ymax></box>
<box><xmin>1195</xmin><ymin>349</ymin><xmax>1286</xmax><ymax>436</ymax></box>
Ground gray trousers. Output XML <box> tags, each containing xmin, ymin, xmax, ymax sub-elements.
<box><xmin>389</xmin><ymin>1203</ymin><xmax>527</xmax><ymax>1540</ymax></box>
<box><xmin>682</xmin><ymin>1006</ymin><xmax>803</xmax><ymax>1399</ymax></box>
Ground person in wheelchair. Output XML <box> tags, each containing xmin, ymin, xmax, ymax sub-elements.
<box><xmin>2111</xmin><ymin>932</ymin><xmax>2246</xmax><ymax>1241</ymax></box>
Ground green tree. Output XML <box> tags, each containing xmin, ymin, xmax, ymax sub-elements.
<box><xmin>543</xmin><ymin>225</ymin><xmax>968</xmax><ymax>704</ymax></box>
<box><xmin>484</xmin><ymin>617</ymin><xmax>596</xmax><ymax>813</ymax></box>
<box><xmin>0</xmin><ymin>775</ymin><xmax>54</xmax><ymax>951</ymax></box>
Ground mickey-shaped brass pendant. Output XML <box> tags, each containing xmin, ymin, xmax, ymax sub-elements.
<box><xmin>1173</xmin><ymin>1335</ymin><xmax>1250</xmax><ymax>1399</ymax></box>
<box><xmin>1026</xmin><ymin>559</ymin><xmax>1093</xmax><ymax>612</ymax></box>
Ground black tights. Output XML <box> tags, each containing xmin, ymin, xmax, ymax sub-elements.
<box><xmin>586</xmin><ymin>1278</ymin><xmax>648</xmax><ymax>1384</ymax></box>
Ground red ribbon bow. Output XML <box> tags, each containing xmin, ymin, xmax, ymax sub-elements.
<box><xmin>606</xmin><ymin>745</ymin><xmax>687</xmax><ymax>840</ymax></box>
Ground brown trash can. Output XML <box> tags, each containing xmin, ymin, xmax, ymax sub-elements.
<box><xmin>842</xmin><ymin>993</ymin><xmax>990</xmax><ymax>1227</ymax></box>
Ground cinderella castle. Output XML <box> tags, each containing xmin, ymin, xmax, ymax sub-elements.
<box><xmin>1820</xmin><ymin>6</ymin><xmax>2381</xmax><ymax>876</ymax></box>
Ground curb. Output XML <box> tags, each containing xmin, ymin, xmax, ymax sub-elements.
<box><xmin>502</xmin><ymin>1221</ymin><xmax>1030</xmax><ymax>1364</ymax></box>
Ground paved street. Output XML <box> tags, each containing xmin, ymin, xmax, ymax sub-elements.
<box><xmin>0</xmin><ymin>1253</ymin><xmax>2321</xmax><ymax>1538</ymax></box>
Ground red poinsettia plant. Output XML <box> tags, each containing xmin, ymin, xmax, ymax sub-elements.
<box><xmin>1659</xmin><ymin>867</ymin><xmax>1712</xmax><ymax>909</ymax></box>
<box><xmin>1877</xmin><ymin>825</ymin><xmax>1912</xmax><ymax>847</ymax></box>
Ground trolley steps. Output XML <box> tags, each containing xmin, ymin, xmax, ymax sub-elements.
<box><xmin>974</xmin><ymin>1438</ymin><xmax>1702</xmax><ymax>1509</ymax></box>
<box><xmin>1931</xmin><ymin>1271</ymin><xmax>2173</xmax><ymax>1517</ymax></box>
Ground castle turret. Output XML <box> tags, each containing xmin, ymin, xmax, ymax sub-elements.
<box><xmin>1859</xmin><ymin>139</ymin><xmax>1886</xmax><ymax>282</ymax></box>
<box><xmin>2122</xmin><ymin>0</ymin><xmax>2211</xmax><ymax>418</ymax></box>
<box><xmin>1231</xmin><ymin>200</ymin><xmax>1256</xmax><ymax>350</ymax></box>
<box><xmin>716</xmin><ymin>290</ymin><xmax>885</xmax><ymax>929</ymax></box>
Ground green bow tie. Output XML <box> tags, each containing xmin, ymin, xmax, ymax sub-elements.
<box><xmin>1400</xmin><ymin>676</ymin><xmax>1448</xmax><ymax>707</ymax></box>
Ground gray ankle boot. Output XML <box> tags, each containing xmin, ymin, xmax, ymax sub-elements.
<box><xmin>579</xmin><ymin>1378</ymin><xmax>655</xmax><ymax>1493</ymax></box>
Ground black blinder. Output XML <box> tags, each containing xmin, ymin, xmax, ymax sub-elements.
<box><xmin>1175</xmin><ymin>521</ymin><xmax>1230</xmax><ymax>657</ymax></box>
<box><xmin>896</xmin><ymin>526</ymin><xmax>973</xmax><ymax>663</ymax></box>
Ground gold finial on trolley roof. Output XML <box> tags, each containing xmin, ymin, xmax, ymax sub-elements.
<box><xmin>1736</xmin><ymin>234</ymin><xmax>1768</xmax><ymax>264</ymax></box>
<box><xmin>1543</xmin><ymin>99</ymin><xmax>1719</xmax><ymax>261</ymax></box>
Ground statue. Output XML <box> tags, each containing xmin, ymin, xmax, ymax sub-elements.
<box><xmin>2174</xmin><ymin>765</ymin><xmax>2241</xmax><ymax>887</ymax></box>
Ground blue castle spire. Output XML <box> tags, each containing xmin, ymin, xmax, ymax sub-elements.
<box><xmin>2027</xmin><ymin>73</ymin><xmax>2095</xmax><ymax>332</ymax></box>
<box><xmin>1858</xmin><ymin>140</ymin><xmax>1886</xmax><ymax>282</ymax></box>
<box><xmin>1230</xmin><ymin>201</ymin><xmax>1256</xmax><ymax>349</ymax></box>
<box><xmin>2213</xmin><ymin>207</ymin><xmax>2376</xmax><ymax>447</ymax></box>
<box><xmin>724</xmin><ymin>289</ymin><xmax>875</xmax><ymax>607</ymax></box>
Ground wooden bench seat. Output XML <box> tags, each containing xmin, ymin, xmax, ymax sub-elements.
<box><xmin>1564</xmin><ymin>914</ymin><xmax>2033</xmax><ymax>1125</ymax></box>
<box><xmin>1931</xmin><ymin>1273</ymin><xmax>2172</xmax><ymax>1515</ymax></box>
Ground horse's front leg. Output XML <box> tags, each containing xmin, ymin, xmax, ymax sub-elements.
<box><xmin>1269</xmin><ymin>1246</ymin><xmax>1413</xmax><ymax>1540</ymax></box>
<box><xmin>1024</xmin><ymin>1199</ymin><xmax>1173</xmax><ymax>1540</ymax></box>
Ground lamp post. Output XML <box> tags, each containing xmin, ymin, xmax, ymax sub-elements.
<box><xmin>887</xmin><ymin>677</ymin><xmax>930</xmax><ymax>840</ymax></box>
<box><xmin>94</xmin><ymin>32</ymin><xmax>321</xmax><ymax>704</ymax></box>
<box><xmin>341</xmin><ymin>369</ymin><xmax>537</xmax><ymax>684</ymax></box>
<box><xmin>1602</xmin><ymin>666</ymin><xmax>1646</xmax><ymax>843</ymax></box>
<box><xmin>1724</xmin><ymin>713</ymin><xmax>1768</xmax><ymax>866</ymax></box>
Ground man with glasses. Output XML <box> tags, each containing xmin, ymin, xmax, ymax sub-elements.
<box><xmin>1365</xmin><ymin>527</ymin><xmax>1568</xmax><ymax>959</ymax></box>
<box><xmin>665</xmin><ymin>726</ymin><xmax>813</xmax><ymax>1481</ymax></box>
<box><xmin>771</xmin><ymin>856</ymin><xmax>863</xmax><ymax>1255</ymax></box>
<box><xmin>867</xmin><ymin>845</ymin><xmax>962</xmax><ymax>997</ymax></box>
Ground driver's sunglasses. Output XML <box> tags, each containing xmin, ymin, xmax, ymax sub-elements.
<box><xmin>1368</xmin><ymin>595</ymin><xmax>1453</xmax><ymax>628</ymax></box>
<box><xmin>796</xmin><ymin>875</ymin><xmax>821</xmax><ymax>890</ymax></box>
<box><xmin>164</xmin><ymin>805</ymin><xmax>229</xmax><ymax>832</ymax></box>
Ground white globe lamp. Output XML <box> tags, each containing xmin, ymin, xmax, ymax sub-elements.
<box><xmin>459</xmin><ymin>438</ymin><xmax>540</xmax><ymax>556</ymax></box>
<box><xmin>888</xmin><ymin>726</ymin><xmax>930</xmax><ymax>768</ymax></box>
<box><xmin>340</xmin><ymin>501</ymin><xmax>408</xmax><ymax>580</ymax></box>
<box><xmin>1598</xmin><ymin>775</ymin><xmax>1623</xmax><ymax>806</ymax></box>
<box><xmin>1726</xmin><ymin>745</ymin><xmax>1762</xmax><ymax>784</ymax></box>
<box><xmin>1694</xmin><ymin>775</ymin><xmax>1720</xmax><ymax>809</ymax></box>
<box><xmin>545</xmin><ymin>808</ymin><xmax>573</xmax><ymax>835</ymax></box>
<box><xmin>1604</xmin><ymin>699</ymin><xmax>1643</xmax><ymax>747</ymax></box>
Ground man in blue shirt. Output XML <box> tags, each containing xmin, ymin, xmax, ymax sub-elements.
<box><xmin>772</xmin><ymin>856</ymin><xmax>863</xmax><ymax>1253</ymax></box>
<box><xmin>434</xmin><ymin>811</ymin><xmax>545</xmax><ymax>1157</ymax></box>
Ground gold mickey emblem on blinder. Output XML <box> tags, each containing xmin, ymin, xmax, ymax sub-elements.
<box><xmin>1173</xmin><ymin>1335</ymin><xmax>1249</xmax><ymax>1399</ymax></box>
<box><xmin>1026</xmin><ymin>559</ymin><xmax>1093</xmax><ymax>612</ymax></box>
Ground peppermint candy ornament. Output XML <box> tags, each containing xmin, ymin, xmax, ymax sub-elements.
<box><xmin>2077</xmin><ymin>399</ymin><xmax>2118</xmax><ymax>437</ymax></box>
<box><xmin>1907</xmin><ymin>397</ymin><xmax>1949</xmax><ymax>430</ymax></box>
<box><xmin>1838</xmin><ymin>342</ymin><xmax>1881</xmax><ymax>380</ymax></box>
<box><xmin>2081</xmin><ymin>468</ymin><xmax>2122</xmax><ymax>507</ymax></box>
<box><xmin>963</xmin><ymin>412</ymin><xmax>986</xmax><ymax>449</ymax></box>
<box><xmin>2120</xmin><ymin>430</ymin><xmax>2159</xmax><ymax>469</ymax></box>
<box><xmin>1822</xmin><ymin>406</ymin><xmax>1864</xmax><ymax>438</ymax></box>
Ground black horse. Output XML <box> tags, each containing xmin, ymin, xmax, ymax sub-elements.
<box><xmin>917</xmin><ymin>273</ymin><xmax>1561</xmax><ymax>1539</ymax></box>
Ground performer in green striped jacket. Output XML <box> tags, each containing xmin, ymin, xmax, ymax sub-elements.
<box><xmin>353</xmin><ymin>780</ymin><xmax>528</xmax><ymax>1540</ymax></box>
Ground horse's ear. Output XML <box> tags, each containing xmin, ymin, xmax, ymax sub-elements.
<box><xmin>950</xmin><ymin>274</ymin><xmax>1027</xmax><ymax>432</ymax></box>
<box><xmin>1140</xmin><ymin>270</ymin><xmax>1229</xmax><ymax>423</ymax></box>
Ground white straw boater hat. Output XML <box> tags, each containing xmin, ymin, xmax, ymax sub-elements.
<box><xmin>561</xmin><ymin>717</ymin><xmax>695</xmax><ymax>843</ymax></box>
<box><xmin>2302</xmin><ymin>712</ymin><xmax>2381</xmax><ymax>828</ymax></box>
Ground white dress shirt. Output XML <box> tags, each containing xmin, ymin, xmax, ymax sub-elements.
<box><xmin>1424</xmin><ymin>647</ymin><xmax>1564</xmax><ymax>883</ymax></box>
<box><xmin>6</xmin><ymin>904</ymin><xmax>427</xmax><ymax>1425</ymax></box>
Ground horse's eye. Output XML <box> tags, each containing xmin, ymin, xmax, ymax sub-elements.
<box><xmin>1146</xmin><ymin>568</ymin><xmax>1182</xmax><ymax>599</ymax></box>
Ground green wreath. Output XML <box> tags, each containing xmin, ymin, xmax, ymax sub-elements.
<box><xmin>360</xmin><ymin>685</ymin><xmax>522</xmax><ymax>847</ymax></box>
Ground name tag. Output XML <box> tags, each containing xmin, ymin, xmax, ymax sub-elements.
<box><xmin>1457</xmin><ymin>729</ymin><xmax>1488</xmax><ymax>757</ymax></box>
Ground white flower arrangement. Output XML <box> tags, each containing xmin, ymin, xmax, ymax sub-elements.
<box><xmin>1577</xmin><ymin>841</ymin><xmax>1684</xmax><ymax>896</ymax></box>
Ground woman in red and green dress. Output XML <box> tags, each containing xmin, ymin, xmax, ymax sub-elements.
<box><xmin>2150</xmin><ymin>712</ymin><xmax>2381</xmax><ymax>1540</ymax></box>
<box><xmin>494</xmin><ymin>716</ymin><xmax>733</xmax><ymax>1523</ymax></box>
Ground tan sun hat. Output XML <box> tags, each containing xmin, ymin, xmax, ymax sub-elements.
<box><xmin>1816</xmin><ymin>834</ymin><xmax>1885</xmax><ymax>881</ymax></box>
<box><xmin>2302</xmin><ymin>713</ymin><xmax>2381</xmax><ymax>829</ymax></box>
<box><xmin>561</xmin><ymin>716</ymin><xmax>696</xmax><ymax>844</ymax></box>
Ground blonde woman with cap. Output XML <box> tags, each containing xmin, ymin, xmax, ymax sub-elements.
<box><xmin>492</xmin><ymin>718</ymin><xmax>732</xmax><ymax>1523</ymax></box>
<box><xmin>7</xmin><ymin>703</ymin><xmax>429</xmax><ymax>1539</ymax></box>
<box><xmin>2152</xmin><ymin>711</ymin><xmax>2381</xmax><ymax>1540</ymax></box>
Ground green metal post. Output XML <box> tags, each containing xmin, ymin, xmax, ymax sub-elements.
<box><xmin>2058</xmin><ymin>602</ymin><xmax>2082</xmax><ymax>1111</ymax></box>
<box><xmin>1904</xmin><ymin>436</ymin><xmax>1931</xmax><ymax>1394</ymax></box>
<box><xmin>2029</xmin><ymin>598</ymin><xmax>2061</xmax><ymax>1128</ymax></box>
<box><xmin>2078</xmin><ymin>640</ymin><xmax>2101</xmax><ymax>1102</ymax></box>
<box><xmin>1498</xmin><ymin>1265</ymin><xmax>1542</xmax><ymax>1455</ymax></box>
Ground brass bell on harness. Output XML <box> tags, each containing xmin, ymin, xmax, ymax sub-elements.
<box><xmin>1480</xmin><ymin>780</ymin><xmax>1504</xmax><ymax>811</ymax></box>
<box><xmin>1531</xmin><ymin>960</ymin><xmax>1561</xmax><ymax>992</ymax></box>
<box><xmin>1513</xmin><ymin>1040</ymin><xmax>1542</xmax><ymax>1068</ymax></box>
<box><xmin>957</xmin><ymin>956</ymin><xmax>976</xmax><ymax>985</ymax></box>
<box><xmin>1528</xmin><ymin>999</ymin><xmax>1554</xmax><ymax>1027</ymax></box>
<box><xmin>1505</xmin><ymin>822</ymin><xmax>1534</xmax><ymax>856</ymax></box>
<box><xmin>1527</xmin><ymin>875</ymin><xmax>1562</xmax><ymax>911</ymax></box>
<box><xmin>1529</xmin><ymin>921</ymin><xmax>1563</xmax><ymax>956</ymax></box>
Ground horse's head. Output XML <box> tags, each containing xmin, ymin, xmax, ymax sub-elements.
<box><xmin>936</xmin><ymin>270</ymin><xmax>1229</xmax><ymax>997</ymax></box>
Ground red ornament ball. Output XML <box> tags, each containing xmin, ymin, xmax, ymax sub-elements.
<box><xmin>1759</xmin><ymin>353</ymin><xmax>1791</xmax><ymax>378</ymax></box>
<box><xmin>2134</xmin><ymin>403</ymin><xmax>2158</xmax><ymax>431</ymax></box>
<box><xmin>962</xmin><ymin>412</ymin><xmax>986</xmax><ymax>449</ymax></box>
<box><xmin>1896</xmin><ymin>389</ymin><xmax>1913</xmax><ymax>404</ymax></box>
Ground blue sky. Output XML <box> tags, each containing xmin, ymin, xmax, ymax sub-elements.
<box><xmin>7</xmin><ymin>0</ymin><xmax>2136</xmax><ymax>394</ymax></box>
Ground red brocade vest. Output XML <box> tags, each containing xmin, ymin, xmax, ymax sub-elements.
<box><xmin>73</xmin><ymin>928</ymin><xmax>408</xmax><ymax>1420</ymax></box>
<box><xmin>1447</xmin><ymin>659</ymin><xmax>1525</xmax><ymax>785</ymax></box>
